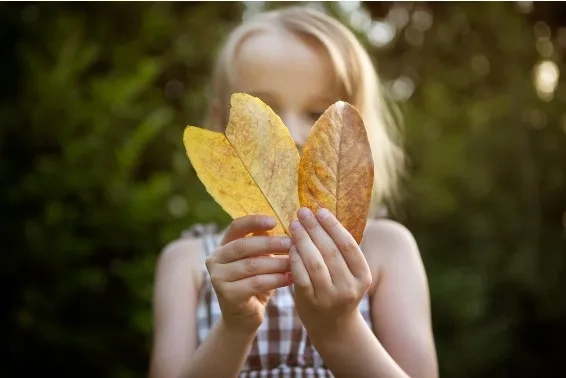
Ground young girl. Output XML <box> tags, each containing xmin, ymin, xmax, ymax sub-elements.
<box><xmin>150</xmin><ymin>6</ymin><xmax>438</xmax><ymax>378</ymax></box>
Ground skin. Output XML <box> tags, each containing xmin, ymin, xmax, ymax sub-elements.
<box><xmin>149</xmin><ymin>28</ymin><xmax>438</xmax><ymax>378</ymax></box>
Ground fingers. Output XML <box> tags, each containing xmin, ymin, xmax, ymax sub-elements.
<box><xmin>289</xmin><ymin>244</ymin><xmax>312</xmax><ymax>291</ymax></box>
<box><xmin>315</xmin><ymin>208</ymin><xmax>371</xmax><ymax>283</ymax></box>
<box><xmin>221</xmin><ymin>214</ymin><xmax>277</xmax><ymax>245</ymax></box>
<box><xmin>225</xmin><ymin>273</ymin><xmax>292</xmax><ymax>302</ymax></box>
<box><xmin>217</xmin><ymin>255</ymin><xmax>290</xmax><ymax>282</ymax></box>
<box><xmin>296</xmin><ymin>207</ymin><xmax>350</xmax><ymax>288</ymax></box>
<box><xmin>289</xmin><ymin>217</ymin><xmax>332</xmax><ymax>294</ymax></box>
<box><xmin>215</xmin><ymin>235</ymin><xmax>292</xmax><ymax>263</ymax></box>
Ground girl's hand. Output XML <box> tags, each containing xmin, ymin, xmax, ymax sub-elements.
<box><xmin>289</xmin><ymin>207</ymin><xmax>372</xmax><ymax>337</ymax></box>
<box><xmin>206</xmin><ymin>215</ymin><xmax>293</xmax><ymax>334</ymax></box>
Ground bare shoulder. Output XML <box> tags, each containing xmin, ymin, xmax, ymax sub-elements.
<box><xmin>150</xmin><ymin>237</ymin><xmax>207</xmax><ymax>378</ymax></box>
<box><xmin>361</xmin><ymin>219</ymin><xmax>423</xmax><ymax>290</ymax></box>
<box><xmin>362</xmin><ymin>218</ymin><xmax>419</xmax><ymax>257</ymax></box>
<box><xmin>154</xmin><ymin>236</ymin><xmax>206</xmax><ymax>290</ymax></box>
<box><xmin>158</xmin><ymin>237</ymin><xmax>205</xmax><ymax>268</ymax></box>
<box><xmin>361</xmin><ymin>220</ymin><xmax>438</xmax><ymax>378</ymax></box>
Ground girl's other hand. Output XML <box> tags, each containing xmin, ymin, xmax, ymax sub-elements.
<box><xmin>206</xmin><ymin>214</ymin><xmax>293</xmax><ymax>334</ymax></box>
<box><xmin>289</xmin><ymin>207</ymin><xmax>372</xmax><ymax>338</ymax></box>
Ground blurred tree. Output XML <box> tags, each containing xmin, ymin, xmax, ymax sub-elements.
<box><xmin>0</xmin><ymin>2</ymin><xmax>239</xmax><ymax>377</ymax></box>
<box><xmin>0</xmin><ymin>1</ymin><xmax>565</xmax><ymax>378</ymax></box>
<box><xmin>358</xmin><ymin>2</ymin><xmax>566</xmax><ymax>377</ymax></box>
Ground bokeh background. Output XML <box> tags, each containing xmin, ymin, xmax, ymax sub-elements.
<box><xmin>1</xmin><ymin>1</ymin><xmax>565</xmax><ymax>377</ymax></box>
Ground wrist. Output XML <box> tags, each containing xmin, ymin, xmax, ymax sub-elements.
<box><xmin>219</xmin><ymin>317</ymin><xmax>260</xmax><ymax>341</ymax></box>
<box><xmin>305</xmin><ymin>312</ymin><xmax>411</xmax><ymax>378</ymax></box>
<box><xmin>307</xmin><ymin>312</ymin><xmax>367</xmax><ymax>351</ymax></box>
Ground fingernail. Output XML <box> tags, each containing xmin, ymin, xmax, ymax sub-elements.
<box><xmin>290</xmin><ymin>219</ymin><xmax>301</xmax><ymax>231</ymax></box>
<box><xmin>263</xmin><ymin>216</ymin><xmax>276</xmax><ymax>227</ymax></box>
<box><xmin>298</xmin><ymin>207</ymin><xmax>311</xmax><ymax>220</ymax></box>
<box><xmin>316</xmin><ymin>208</ymin><xmax>331</xmax><ymax>220</ymax></box>
<box><xmin>280</xmin><ymin>237</ymin><xmax>291</xmax><ymax>248</ymax></box>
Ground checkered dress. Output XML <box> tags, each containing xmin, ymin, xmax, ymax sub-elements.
<box><xmin>183</xmin><ymin>223</ymin><xmax>373</xmax><ymax>378</ymax></box>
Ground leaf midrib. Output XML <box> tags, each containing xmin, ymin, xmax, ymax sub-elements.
<box><xmin>227</xmin><ymin>116</ymin><xmax>291</xmax><ymax>236</ymax></box>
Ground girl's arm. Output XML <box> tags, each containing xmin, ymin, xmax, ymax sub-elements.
<box><xmin>150</xmin><ymin>215</ymin><xmax>292</xmax><ymax>378</ymax></box>
<box><xmin>288</xmin><ymin>209</ymin><xmax>438</xmax><ymax>378</ymax></box>
<box><xmin>309</xmin><ymin>312</ymin><xmax>411</xmax><ymax>378</ymax></box>
<box><xmin>308</xmin><ymin>220</ymin><xmax>438</xmax><ymax>378</ymax></box>
<box><xmin>364</xmin><ymin>220</ymin><xmax>438</xmax><ymax>378</ymax></box>
<box><xmin>149</xmin><ymin>239</ymin><xmax>255</xmax><ymax>378</ymax></box>
<box><xmin>179</xmin><ymin>318</ymin><xmax>256</xmax><ymax>378</ymax></box>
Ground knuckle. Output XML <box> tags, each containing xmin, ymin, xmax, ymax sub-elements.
<box><xmin>268</xmin><ymin>236</ymin><xmax>282</xmax><ymax>250</ymax></box>
<box><xmin>324</xmin><ymin>244</ymin><xmax>341</xmax><ymax>260</ymax></box>
<box><xmin>234</xmin><ymin>238</ymin><xmax>249</xmax><ymax>256</ymax></box>
<box><xmin>234</xmin><ymin>238</ymin><xmax>245</xmax><ymax>252</ymax></box>
<box><xmin>359</xmin><ymin>272</ymin><xmax>372</xmax><ymax>290</ymax></box>
<box><xmin>302</xmin><ymin>218</ymin><xmax>320</xmax><ymax>231</ymax></box>
<box><xmin>341</xmin><ymin>289</ymin><xmax>358</xmax><ymax>304</ymax></box>
<box><xmin>327</xmin><ymin>215</ymin><xmax>341</xmax><ymax>228</ymax></box>
<box><xmin>340</xmin><ymin>237</ymin><xmax>359</xmax><ymax>254</ymax></box>
<box><xmin>225</xmin><ymin>241</ymin><xmax>237</xmax><ymax>258</ymax></box>
<box><xmin>243</xmin><ymin>258</ymin><xmax>260</xmax><ymax>275</ymax></box>
<box><xmin>307</xmin><ymin>258</ymin><xmax>324</xmax><ymax>273</ymax></box>
<box><xmin>249</xmin><ymin>275</ymin><xmax>264</xmax><ymax>292</ymax></box>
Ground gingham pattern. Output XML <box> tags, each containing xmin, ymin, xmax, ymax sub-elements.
<box><xmin>184</xmin><ymin>224</ymin><xmax>373</xmax><ymax>378</ymax></box>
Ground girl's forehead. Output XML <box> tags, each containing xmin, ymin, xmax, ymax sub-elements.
<box><xmin>233</xmin><ymin>29</ymin><xmax>341</xmax><ymax>98</ymax></box>
<box><xmin>237</xmin><ymin>29</ymin><xmax>325</xmax><ymax>67</ymax></box>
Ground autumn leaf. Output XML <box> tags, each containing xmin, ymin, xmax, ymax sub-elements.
<box><xmin>183</xmin><ymin>93</ymin><xmax>300</xmax><ymax>236</ymax></box>
<box><xmin>298</xmin><ymin>101</ymin><xmax>374</xmax><ymax>244</ymax></box>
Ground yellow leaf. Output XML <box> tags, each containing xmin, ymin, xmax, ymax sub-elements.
<box><xmin>183</xmin><ymin>93</ymin><xmax>300</xmax><ymax>236</ymax></box>
<box><xmin>298</xmin><ymin>101</ymin><xmax>374</xmax><ymax>244</ymax></box>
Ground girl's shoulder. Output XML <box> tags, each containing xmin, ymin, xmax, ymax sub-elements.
<box><xmin>155</xmin><ymin>223</ymin><xmax>221</xmax><ymax>289</ymax></box>
<box><xmin>361</xmin><ymin>218</ymin><xmax>422</xmax><ymax>292</ymax></box>
<box><xmin>362</xmin><ymin>218</ymin><xmax>417</xmax><ymax>250</ymax></box>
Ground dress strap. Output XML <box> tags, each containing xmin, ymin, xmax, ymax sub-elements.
<box><xmin>180</xmin><ymin>222</ymin><xmax>222</xmax><ymax>258</ymax></box>
<box><xmin>184</xmin><ymin>222</ymin><xmax>224</xmax><ymax>347</ymax></box>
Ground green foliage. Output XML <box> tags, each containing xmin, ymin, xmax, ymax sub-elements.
<box><xmin>1</xmin><ymin>2</ymin><xmax>237</xmax><ymax>376</ymax></box>
<box><xmin>1</xmin><ymin>1</ymin><xmax>565</xmax><ymax>377</ymax></box>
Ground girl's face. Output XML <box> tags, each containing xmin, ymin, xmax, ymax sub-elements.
<box><xmin>234</xmin><ymin>28</ymin><xmax>343</xmax><ymax>151</ymax></box>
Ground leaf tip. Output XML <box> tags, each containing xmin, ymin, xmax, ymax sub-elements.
<box><xmin>230</xmin><ymin>92</ymin><xmax>259</xmax><ymax>108</ymax></box>
<box><xmin>183</xmin><ymin>125</ymin><xmax>200</xmax><ymax>141</ymax></box>
<box><xmin>230</xmin><ymin>92</ymin><xmax>247</xmax><ymax>103</ymax></box>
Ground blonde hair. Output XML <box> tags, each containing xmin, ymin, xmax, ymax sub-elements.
<box><xmin>204</xmin><ymin>6</ymin><xmax>405</xmax><ymax>217</ymax></box>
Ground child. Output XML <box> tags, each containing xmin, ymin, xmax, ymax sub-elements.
<box><xmin>150</xmin><ymin>6</ymin><xmax>438</xmax><ymax>378</ymax></box>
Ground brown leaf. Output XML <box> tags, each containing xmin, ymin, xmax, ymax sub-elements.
<box><xmin>298</xmin><ymin>101</ymin><xmax>374</xmax><ymax>244</ymax></box>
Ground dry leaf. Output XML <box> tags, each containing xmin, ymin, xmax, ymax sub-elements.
<box><xmin>183</xmin><ymin>93</ymin><xmax>300</xmax><ymax>236</ymax></box>
<box><xmin>298</xmin><ymin>101</ymin><xmax>374</xmax><ymax>244</ymax></box>
<box><xmin>184</xmin><ymin>94</ymin><xmax>374</xmax><ymax>244</ymax></box>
